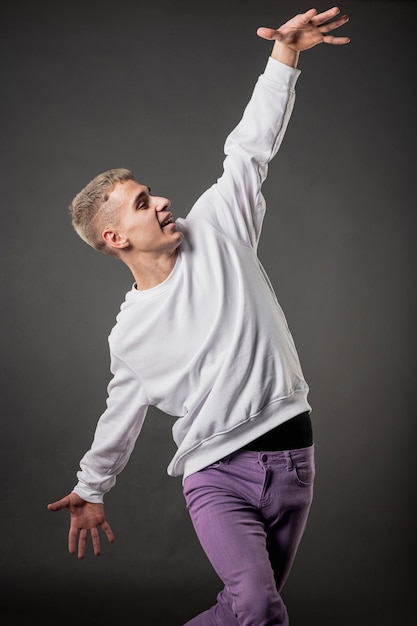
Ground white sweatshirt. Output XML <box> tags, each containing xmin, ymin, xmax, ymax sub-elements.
<box><xmin>74</xmin><ymin>58</ymin><xmax>311</xmax><ymax>504</ymax></box>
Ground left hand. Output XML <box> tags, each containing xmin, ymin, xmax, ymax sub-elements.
<box><xmin>257</xmin><ymin>6</ymin><xmax>350</xmax><ymax>54</ymax></box>
<box><xmin>48</xmin><ymin>492</ymin><xmax>115</xmax><ymax>559</ymax></box>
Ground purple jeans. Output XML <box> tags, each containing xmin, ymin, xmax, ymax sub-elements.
<box><xmin>182</xmin><ymin>445</ymin><xmax>315</xmax><ymax>626</ymax></box>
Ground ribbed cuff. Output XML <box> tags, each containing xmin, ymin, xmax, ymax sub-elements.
<box><xmin>264</xmin><ymin>56</ymin><xmax>301</xmax><ymax>90</ymax></box>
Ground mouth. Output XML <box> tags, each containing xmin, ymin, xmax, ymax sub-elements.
<box><xmin>160</xmin><ymin>214</ymin><xmax>175</xmax><ymax>229</ymax></box>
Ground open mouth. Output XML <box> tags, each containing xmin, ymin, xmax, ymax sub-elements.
<box><xmin>160</xmin><ymin>215</ymin><xmax>174</xmax><ymax>228</ymax></box>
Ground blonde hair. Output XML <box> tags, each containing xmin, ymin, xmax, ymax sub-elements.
<box><xmin>69</xmin><ymin>168</ymin><xmax>135</xmax><ymax>255</ymax></box>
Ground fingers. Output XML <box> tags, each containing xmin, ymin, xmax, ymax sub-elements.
<box><xmin>68</xmin><ymin>525</ymin><xmax>78</xmax><ymax>555</ymax></box>
<box><xmin>319</xmin><ymin>15</ymin><xmax>349</xmax><ymax>34</ymax></box>
<box><xmin>101</xmin><ymin>520</ymin><xmax>116</xmax><ymax>544</ymax></box>
<box><xmin>257</xmin><ymin>8</ymin><xmax>319</xmax><ymax>38</ymax></box>
<box><xmin>78</xmin><ymin>528</ymin><xmax>88</xmax><ymax>559</ymax></box>
<box><xmin>299</xmin><ymin>8</ymin><xmax>318</xmax><ymax>25</ymax></box>
<box><xmin>311</xmin><ymin>7</ymin><xmax>350</xmax><ymax>41</ymax></box>
<box><xmin>323</xmin><ymin>35</ymin><xmax>351</xmax><ymax>45</ymax></box>
<box><xmin>68</xmin><ymin>523</ymin><xmax>113</xmax><ymax>558</ymax></box>
<box><xmin>310</xmin><ymin>6</ymin><xmax>341</xmax><ymax>25</ymax></box>
<box><xmin>69</xmin><ymin>527</ymin><xmax>100</xmax><ymax>559</ymax></box>
<box><xmin>90</xmin><ymin>527</ymin><xmax>101</xmax><ymax>556</ymax></box>
<box><xmin>257</xmin><ymin>7</ymin><xmax>349</xmax><ymax>47</ymax></box>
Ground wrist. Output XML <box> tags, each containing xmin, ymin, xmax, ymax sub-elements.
<box><xmin>270</xmin><ymin>42</ymin><xmax>300</xmax><ymax>68</ymax></box>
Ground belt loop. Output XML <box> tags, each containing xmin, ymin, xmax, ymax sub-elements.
<box><xmin>285</xmin><ymin>450</ymin><xmax>293</xmax><ymax>472</ymax></box>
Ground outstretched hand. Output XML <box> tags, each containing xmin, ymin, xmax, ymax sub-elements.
<box><xmin>48</xmin><ymin>492</ymin><xmax>115</xmax><ymax>559</ymax></box>
<box><xmin>257</xmin><ymin>7</ymin><xmax>350</xmax><ymax>67</ymax></box>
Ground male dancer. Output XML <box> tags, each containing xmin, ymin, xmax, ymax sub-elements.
<box><xmin>49</xmin><ymin>7</ymin><xmax>349</xmax><ymax>625</ymax></box>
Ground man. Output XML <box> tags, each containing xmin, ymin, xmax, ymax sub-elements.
<box><xmin>48</xmin><ymin>7</ymin><xmax>349</xmax><ymax>625</ymax></box>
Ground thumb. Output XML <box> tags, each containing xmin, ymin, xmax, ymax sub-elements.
<box><xmin>47</xmin><ymin>495</ymin><xmax>70</xmax><ymax>511</ymax></box>
<box><xmin>256</xmin><ymin>27</ymin><xmax>283</xmax><ymax>41</ymax></box>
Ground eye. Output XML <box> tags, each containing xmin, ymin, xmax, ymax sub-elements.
<box><xmin>134</xmin><ymin>188</ymin><xmax>152</xmax><ymax>210</ymax></box>
<box><xmin>136</xmin><ymin>199</ymin><xmax>149</xmax><ymax>210</ymax></box>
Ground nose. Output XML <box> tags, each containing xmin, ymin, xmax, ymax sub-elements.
<box><xmin>155</xmin><ymin>196</ymin><xmax>171</xmax><ymax>211</ymax></box>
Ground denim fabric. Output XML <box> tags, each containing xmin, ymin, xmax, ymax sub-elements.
<box><xmin>183</xmin><ymin>445</ymin><xmax>315</xmax><ymax>626</ymax></box>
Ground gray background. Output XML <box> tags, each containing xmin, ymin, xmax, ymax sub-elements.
<box><xmin>1</xmin><ymin>1</ymin><xmax>416</xmax><ymax>624</ymax></box>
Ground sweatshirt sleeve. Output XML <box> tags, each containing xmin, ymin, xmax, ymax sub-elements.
<box><xmin>187</xmin><ymin>58</ymin><xmax>300</xmax><ymax>248</ymax></box>
<box><xmin>73</xmin><ymin>352</ymin><xmax>149</xmax><ymax>503</ymax></box>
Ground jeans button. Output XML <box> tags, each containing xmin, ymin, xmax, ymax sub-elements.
<box><xmin>261</xmin><ymin>453</ymin><xmax>268</xmax><ymax>463</ymax></box>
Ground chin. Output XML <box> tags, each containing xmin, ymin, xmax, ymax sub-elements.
<box><xmin>175</xmin><ymin>231</ymin><xmax>184</xmax><ymax>245</ymax></box>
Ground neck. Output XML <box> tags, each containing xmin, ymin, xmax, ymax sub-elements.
<box><xmin>125</xmin><ymin>249</ymin><xmax>179</xmax><ymax>290</ymax></box>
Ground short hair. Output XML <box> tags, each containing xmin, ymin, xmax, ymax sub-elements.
<box><xmin>69</xmin><ymin>168</ymin><xmax>135</xmax><ymax>256</ymax></box>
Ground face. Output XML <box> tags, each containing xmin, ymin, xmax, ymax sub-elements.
<box><xmin>103</xmin><ymin>179</ymin><xmax>183</xmax><ymax>256</ymax></box>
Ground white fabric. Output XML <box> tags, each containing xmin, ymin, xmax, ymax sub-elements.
<box><xmin>74</xmin><ymin>58</ymin><xmax>311</xmax><ymax>504</ymax></box>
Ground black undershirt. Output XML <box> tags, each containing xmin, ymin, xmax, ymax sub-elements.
<box><xmin>243</xmin><ymin>412</ymin><xmax>313</xmax><ymax>451</ymax></box>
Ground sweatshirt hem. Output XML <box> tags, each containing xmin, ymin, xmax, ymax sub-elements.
<box><xmin>170</xmin><ymin>388</ymin><xmax>311</xmax><ymax>482</ymax></box>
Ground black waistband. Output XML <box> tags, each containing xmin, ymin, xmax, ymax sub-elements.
<box><xmin>242</xmin><ymin>412</ymin><xmax>313</xmax><ymax>452</ymax></box>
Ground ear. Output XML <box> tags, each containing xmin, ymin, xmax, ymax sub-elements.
<box><xmin>102</xmin><ymin>228</ymin><xmax>130</xmax><ymax>250</ymax></box>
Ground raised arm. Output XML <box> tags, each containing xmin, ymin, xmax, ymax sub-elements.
<box><xmin>257</xmin><ymin>6</ymin><xmax>350</xmax><ymax>68</ymax></box>
<box><xmin>188</xmin><ymin>7</ymin><xmax>350</xmax><ymax>246</ymax></box>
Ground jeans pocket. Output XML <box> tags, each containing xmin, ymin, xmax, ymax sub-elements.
<box><xmin>291</xmin><ymin>449</ymin><xmax>315</xmax><ymax>487</ymax></box>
